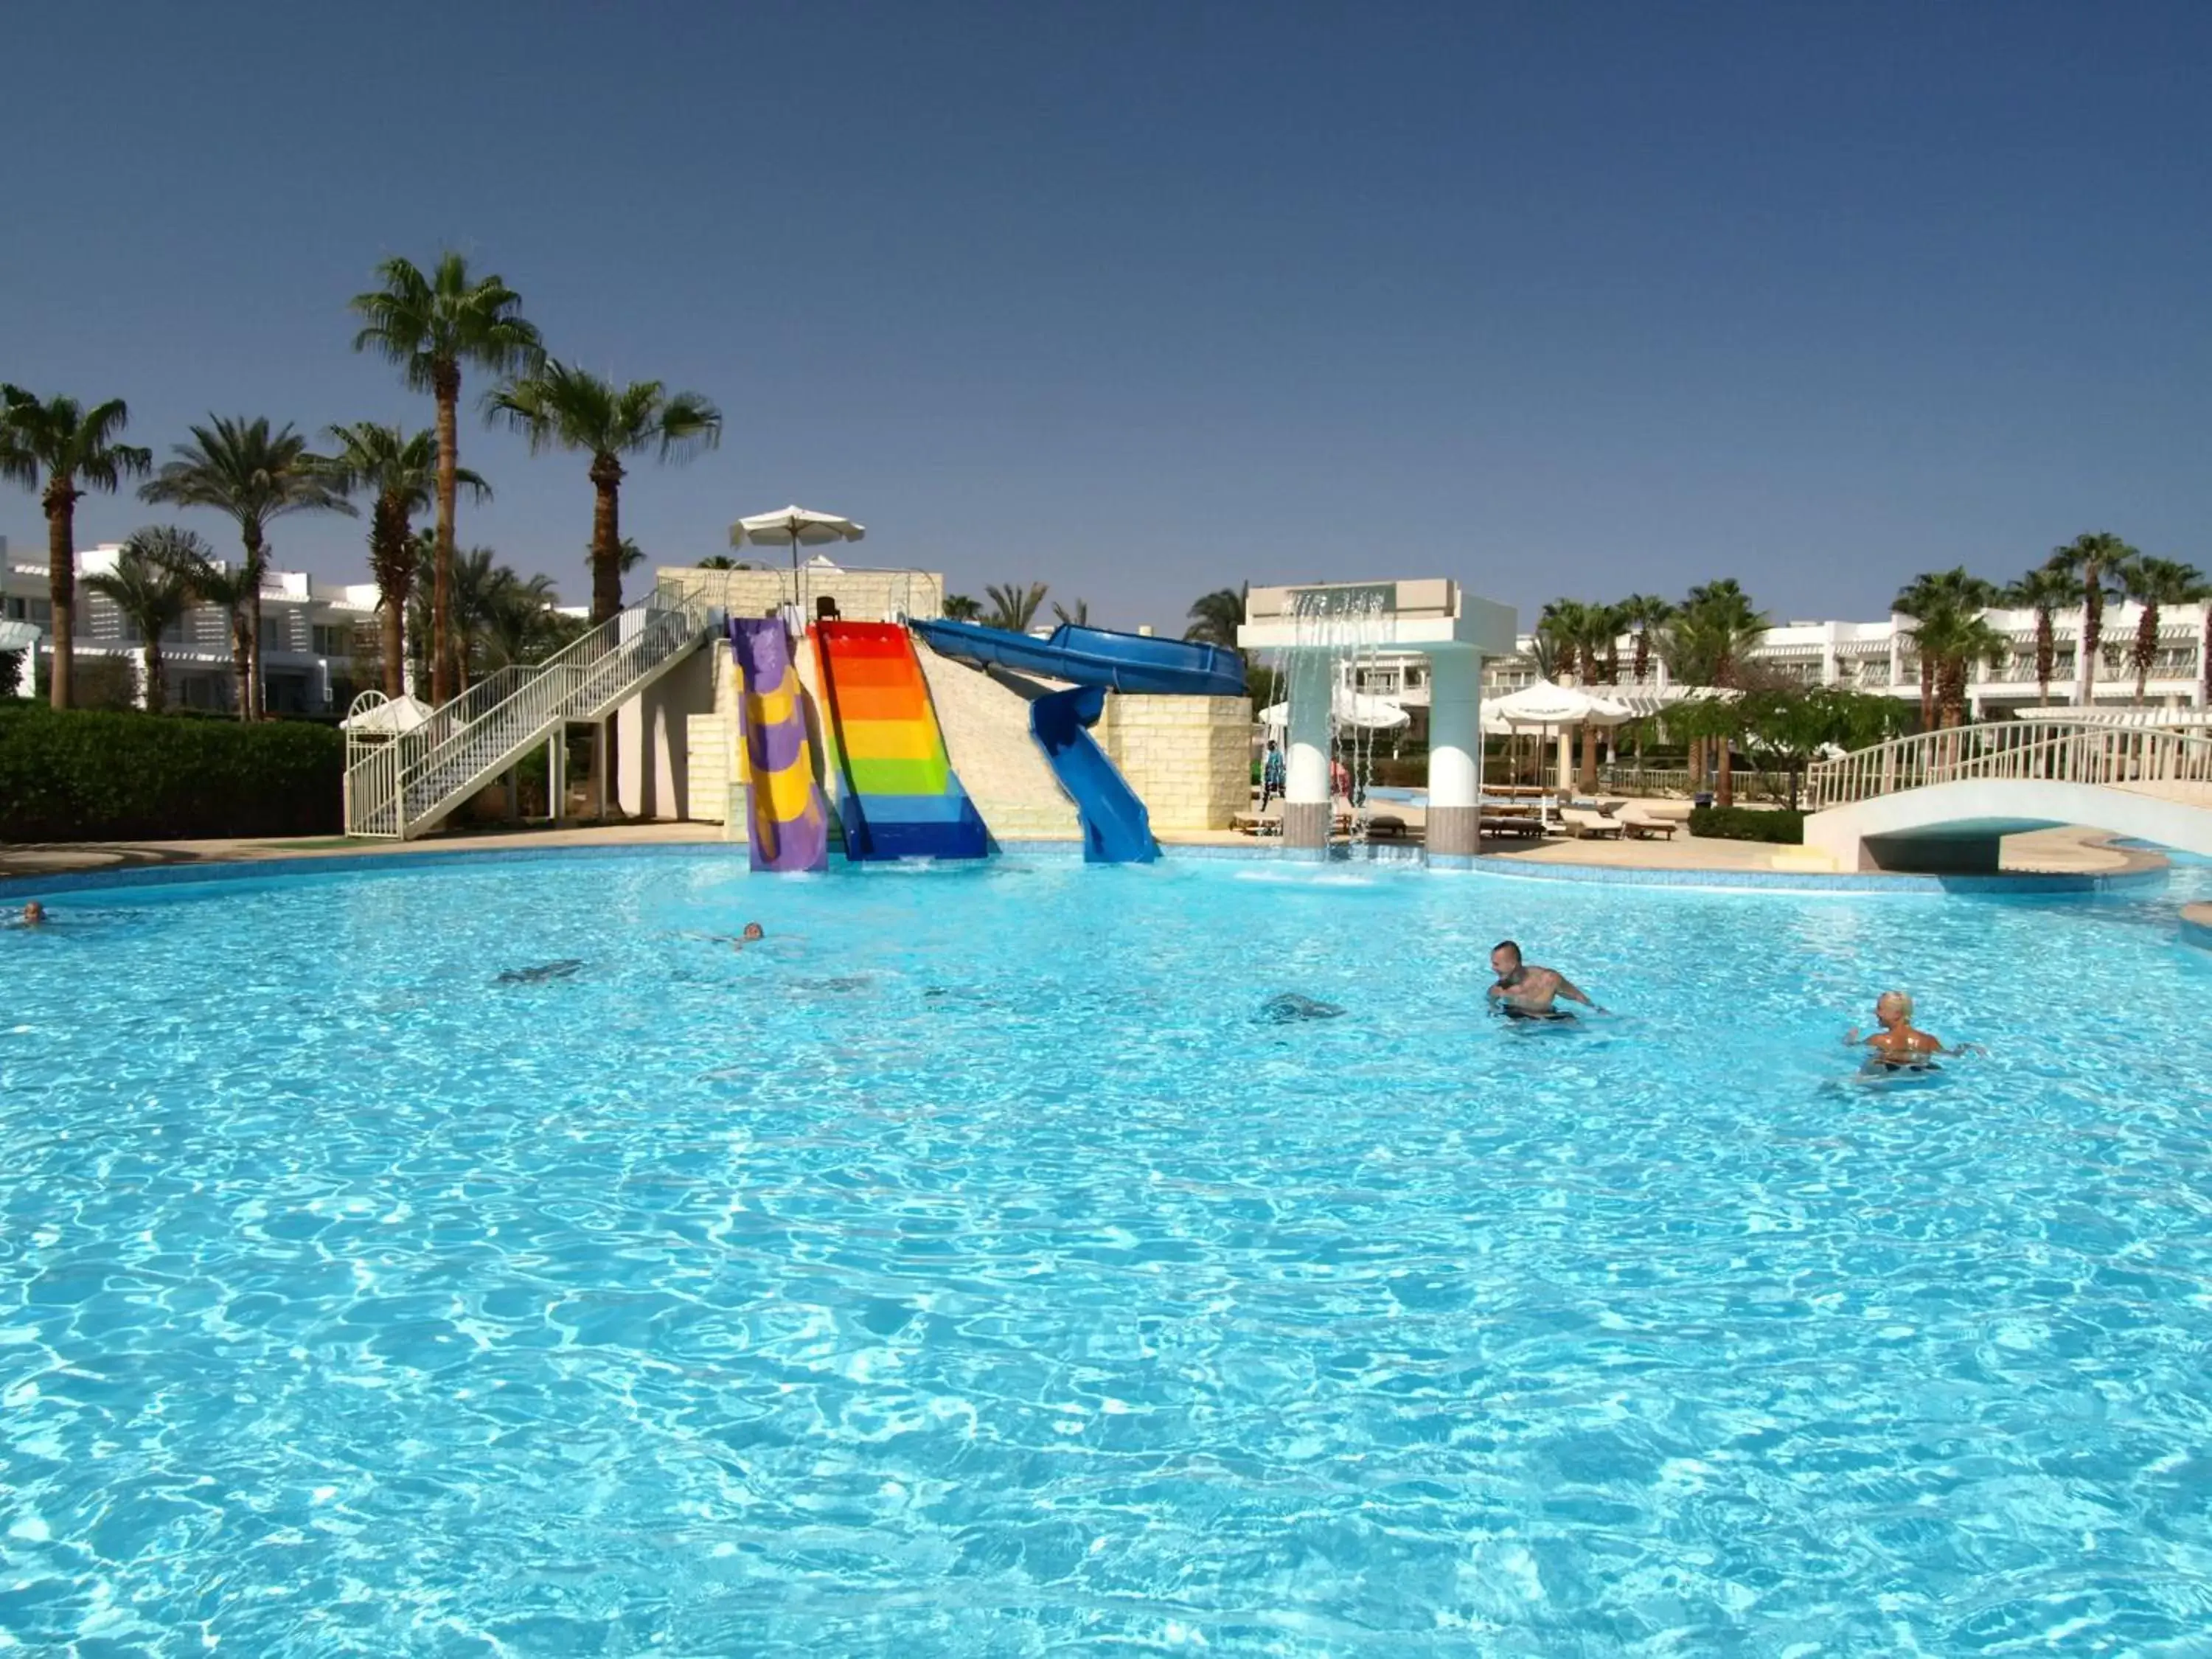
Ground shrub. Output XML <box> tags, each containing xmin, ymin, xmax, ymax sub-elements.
<box><xmin>1689</xmin><ymin>805</ymin><xmax>1805</xmax><ymax>844</ymax></box>
<box><xmin>0</xmin><ymin>706</ymin><xmax>344</xmax><ymax>841</ymax></box>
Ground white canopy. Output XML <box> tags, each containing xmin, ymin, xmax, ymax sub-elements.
<box><xmin>341</xmin><ymin>693</ymin><xmax>433</xmax><ymax>735</ymax></box>
<box><xmin>731</xmin><ymin>504</ymin><xmax>867</xmax><ymax>552</ymax></box>
<box><xmin>1259</xmin><ymin>689</ymin><xmax>1411</xmax><ymax>731</ymax></box>
<box><xmin>1487</xmin><ymin>679</ymin><xmax>1633</xmax><ymax>727</ymax></box>
<box><xmin>0</xmin><ymin>619</ymin><xmax>41</xmax><ymax>652</ymax></box>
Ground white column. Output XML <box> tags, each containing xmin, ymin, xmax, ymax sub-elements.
<box><xmin>1425</xmin><ymin>650</ymin><xmax>1480</xmax><ymax>857</ymax></box>
<box><xmin>1283</xmin><ymin>651</ymin><xmax>1332</xmax><ymax>852</ymax></box>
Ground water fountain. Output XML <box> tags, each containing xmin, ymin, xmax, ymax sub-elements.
<box><xmin>1240</xmin><ymin>579</ymin><xmax>1517</xmax><ymax>862</ymax></box>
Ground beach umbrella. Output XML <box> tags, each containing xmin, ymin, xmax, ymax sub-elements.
<box><xmin>730</xmin><ymin>505</ymin><xmax>866</xmax><ymax>613</ymax></box>
<box><xmin>1486</xmin><ymin>680</ymin><xmax>1632</xmax><ymax>797</ymax></box>
<box><xmin>341</xmin><ymin>693</ymin><xmax>433</xmax><ymax>735</ymax></box>
<box><xmin>1258</xmin><ymin>689</ymin><xmax>1410</xmax><ymax>731</ymax></box>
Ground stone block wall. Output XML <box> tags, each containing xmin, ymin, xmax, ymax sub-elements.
<box><xmin>657</xmin><ymin>566</ymin><xmax>945</xmax><ymax>624</ymax></box>
<box><xmin>1098</xmin><ymin>695</ymin><xmax>1253</xmax><ymax>831</ymax></box>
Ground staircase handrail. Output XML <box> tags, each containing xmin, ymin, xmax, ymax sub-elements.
<box><xmin>344</xmin><ymin>585</ymin><xmax>709</xmax><ymax>835</ymax></box>
<box><xmin>1806</xmin><ymin>720</ymin><xmax>2212</xmax><ymax>810</ymax></box>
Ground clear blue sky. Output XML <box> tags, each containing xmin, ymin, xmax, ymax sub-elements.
<box><xmin>4</xmin><ymin>1</ymin><xmax>2208</xmax><ymax>631</ymax></box>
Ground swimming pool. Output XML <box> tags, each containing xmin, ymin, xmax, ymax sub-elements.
<box><xmin>5</xmin><ymin>852</ymin><xmax>2211</xmax><ymax>1653</ymax></box>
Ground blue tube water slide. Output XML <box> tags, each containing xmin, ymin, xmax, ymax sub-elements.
<box><xmin>910</xmin><ymin>618</ymin><xmax>1243</xmax><ymax>864</ymax></box>
<box><xmin>1031</xmin><ymin>685</ymin><xmax>1158</xmax><ymax>863</ymax></box>
<box><xmin>907</xmin><ymin>619</ymin><xmax>1247</xmax><ymax>698</ymax></box>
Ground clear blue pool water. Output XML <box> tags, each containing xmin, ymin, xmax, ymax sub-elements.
<box><xmin>4</xmin><ymin>852</ymin><xmax>2212</xmax><ymax>1655</ymax></box>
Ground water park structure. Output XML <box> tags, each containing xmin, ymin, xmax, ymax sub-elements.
<box><xmin>1237</xmin><ymin>579</ymin><xmax>1519</xmax><ymax>860</ymax></box>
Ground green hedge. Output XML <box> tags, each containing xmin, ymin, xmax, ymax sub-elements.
<box><xmin>1689</xmin><ymin>805</ymin><xmax>1805</xmax><ymax>844</ymax></box>
<box><xmin>0</xmin><ymin>706</ymin><xmax>344</xmax><ymax>842</ymax></box>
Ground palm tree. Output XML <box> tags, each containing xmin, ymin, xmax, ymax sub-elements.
<box><xmin>1051</xmin><ymin>597</ymin><xmax>1091</xmax><ymax>626</ymax></box>
<box><xmin>1913</xmin><ymin>606</ymin><xmax>2011</xmax><ymax>727</ymax></box>
<box><xmin>83</xmin><ymin>530</ymin><xmax>198</xmax><ymax>712</ymax></box>
<box><xmin>2115</xmin><ymin>554</ymin><xmax>2208</xmax><ymax>705</ymax></box>
<box><xmin>479</xmin><ymin>565</ymin><xmax>566</xmax><ymax>670</ymax></box>
<box><xmin>0</xmin><ymin>386</ymin><xmax>153</xmax><ymax>709</ymax></box>
<box><xmin>1183</xmin><ymin>587</ymin><xmax>1244</xmax><ymax>649</ymax></box>
<box><xmin>140</xmin><ymin>415</ymin><xmax>353</xmax><ymax>718</ymax></box>
<box><xmin>350</xmin><ymin>252</ymin><xmax>542</xmax><ymax>705</ymax></box>
<box><xmin>1679</xmin><ymin>580</ymin><xmax>1769</xmax><ymax>806</ymax></box>
<box><xmin>1537</xmin><ymin>599</ymin><xmax>1613</xmax><ymax>788</ymax></box>
<box><xmin>487</xmin><ymin>361</ymin><xmax>721</xmax><ymax>628</ymax></box>
<box><xmin>445</xmin><ymin>546</ymin><xmax>518</xmax><ymax>692</ymax></box>
<box><xmin>1618</xmin><ymin>594</ymin><xmax>1674</xmax><ymax>684</ymax></box>
<box><xmin>943</xmin><ymin>593</ymin><xmax>982</xmax><ymax>621</ymax></box>
<box><xmin>2047</xmin><ymin>532</ymin><xmax>2132</xmax><ymax>705</ymax></box>
<box><xmin>984</xmin><ymin>582</ymin><xmax>1049</xmax><ymax>633</ymax></box>
<box><xmin>319</xmin><ymin>422</ymin><xmax>490</xmax><ymax>698</ymax></box>
<box><xmin>2001</xmin><ymin>563</ymin><xmax>2076</xmax><ymax>708</ymax></box>
<box><xmin>142</xmin><ymin>535</ymin><xmax>257</xmax><ymax>717</ymax></box>
<box><xmin>1892</xmin><ymin>568</ymin><xmax>1996</xmax><ymax>731</ymax></box>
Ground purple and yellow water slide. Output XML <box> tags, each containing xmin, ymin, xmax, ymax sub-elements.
<box><xmin>727</xmin><ymin>618</ymin><xmax>830</xmax><ymax>873</ymax></box>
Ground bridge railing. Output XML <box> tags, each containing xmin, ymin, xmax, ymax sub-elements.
<box><xmin>1806</xmin><ymin>721</ymin><xmax>2212</xmax><ymax>810</ymax></box>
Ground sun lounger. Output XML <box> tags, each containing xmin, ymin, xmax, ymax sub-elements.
<box><xmin>1562</xmin><ymin>807</ymin><xmax>1623</xmax><ymax>839</ymax></box>
<box><xmin>1618</xmin><ymin>807</ymin><xmax>1678</xmax><ymax>840</ymax></box>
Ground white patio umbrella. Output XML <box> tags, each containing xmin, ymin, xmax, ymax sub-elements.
<box><xmin>1486</xmin><ymin>680</ymin><xmax>1632</xmax><ymax>797</ymax></box>
<box><xmin>1257</xmin><ymin>689</ymin><xmax>1410</xmax><ymax>731</ymax></box>
<box><xmin>730</xmin><ymin>505</ymin><xmax>866</xmax><ymax>613</ymax></box>
<box><xmin>0</xmin><ymin>619</ymin><xmax>38</xmax><ymax>653</ymax></box>
<box><xmin>341</xmin><ymin>693</ymin><xmax>433</xmax><ymax>735</ymax></box>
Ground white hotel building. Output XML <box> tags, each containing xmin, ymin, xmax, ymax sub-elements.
<box><xmin>2</xmin><ymin>536</ymin><xmax>386</xmax><ymax>713</ymax></box>
<box><xmin>1358</xmin><ymin>601</ymin><xmax>2212</xmax><ymax>726</ymax></box>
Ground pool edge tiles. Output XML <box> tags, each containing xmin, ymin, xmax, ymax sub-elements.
<box><xmin>2183</xmin><ymin>901</ymin><xmax>2212</xmax><ymax>950</ymax></box>
<box><xmin>1</xmin><ymin>833</ymin><xmax>2174</xmax><ymax>900</ymax></box>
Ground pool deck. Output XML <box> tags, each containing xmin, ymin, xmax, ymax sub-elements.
<box><xmin>0</xmin><ymin>819</ymin><xmax>2153</xmax><ymax>885</ymax></box>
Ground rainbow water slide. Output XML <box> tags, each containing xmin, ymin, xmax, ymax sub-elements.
<box><xmin>727</xmin><ymin>618</ymin><xmax>830</xmax><ymax>873</ymax></box>
<box><xmin>810</xmin><ymin>621</ymin><xmax>991</xmax><ymax>861</ymax></box>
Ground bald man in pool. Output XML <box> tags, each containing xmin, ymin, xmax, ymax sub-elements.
<box><xmin>1486</xmin><ymin>940</ymin><xmax>1598</xmax><ymax>1020</ymax></box>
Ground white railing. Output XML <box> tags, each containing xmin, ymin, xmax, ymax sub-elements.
<box><xmin>344</xmin><ymin>584</ymin><xmax>709</xmax><ymax>838</ymax></box>
<box><xmin>1806</xmin><ymin>720</ymin><xmax>2212</xmax><ymax>810</ymax></box>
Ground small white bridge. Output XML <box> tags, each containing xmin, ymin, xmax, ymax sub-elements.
<box><xmin>1804</xmin><ymin>722</ymin><xmax>2212</xmax><ymax>873</ymax></box>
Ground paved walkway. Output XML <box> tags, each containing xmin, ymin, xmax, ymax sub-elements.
<box><xmin>0</xmin><ymin>817</ymin><xmax>2147</xmax><ymax>886</ymax></box>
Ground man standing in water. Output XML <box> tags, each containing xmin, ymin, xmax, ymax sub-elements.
<box><xmin>1486</xmin><ymin>939</ymin><xmax>1598</xmax><ymax>1020</ymax></box>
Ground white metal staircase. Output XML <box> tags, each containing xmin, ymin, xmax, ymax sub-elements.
<box><xmin>344</xmin><ymin>585</ymin><xmax>712</xmax><ymax>839</ymax></box>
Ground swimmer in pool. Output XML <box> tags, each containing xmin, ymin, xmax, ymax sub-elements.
<box><xmin>1846</xmin><ymin>991</ymin><xmax>1983</xmax><ymax>1068</ymax></box>
<box><xmin>737</xmin><ymin>922</ymin><xmax>764</xmax><ymax>947</ymax></box>
<box><xmin>18</xmin><ymin>902</ymin><xmax>46</xmax><ymax>929</ymax></box>
<box><xmin>1486</xmin><ymin>939</ymin><xmax>1597</xmax><ymax>1020</ymax></box>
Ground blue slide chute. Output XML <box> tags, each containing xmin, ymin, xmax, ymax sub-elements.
<box><xmin>911</xmin><ymin>617</ymin><xmax>1244</xmax><ymax>864</ymax></box>
<box><xmin>908</xmin><ymin>619</ymin><xmax>1246</xmax><ymax>698</ymax></box>
<box><xmin>1031</xmin><ymin>685</ymin><xmax>1158</xmax><ymax>864</ymax></box>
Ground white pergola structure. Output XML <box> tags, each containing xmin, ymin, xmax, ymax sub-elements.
<box><xmin>1239</xmin><ymin>579</ymin><xmax>1518</xmax><ymax>860</ymax></box>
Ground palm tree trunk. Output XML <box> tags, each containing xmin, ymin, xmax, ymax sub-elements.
<box><xmin>589</xmin><ymin>464</ymin><xmax>624</xmax><ymax>625</ymax></box>
<box><xmin>2035</xmin><ymin>611</ymin><xmax>2053</xmax><ymax>706</ymax></box>
<box><xmin>144</xmin><ymin>641</ymin><xmax>166</xmax><ymax>714</ymax></box>
<box><xmin>433</xmin><ymin>366</ymin><xmax>461</xmax><ymax>706</ymax></box>
<box><xmin>380</xmin><ymin>599</ymin><xmax>404</xmax><ymax>698</ymax></box>
<box><xmin>589</xmin><ymin>457</ymin><xmax>625</xmax><ymax>815</ymax></box>
<box><xmin>44</xmin><ymin>490</ymin><xmax>75</xmax><ymax>711</ymax></box>
<box><xmin>245</xmin><ymin>538</ymin><xmax>265</xmax><ymax>720</ymax></box>
<box><xmin>2135</xmin><ymin>606</ymin><xmax>2157</xmax><ymax>705</ymax></box>
<box><xmin>1918</xmin><ymin>657</ymin><xmax>1935</xmax><ymax>731</ymax></box>
<box><xmin>1579</xmin><ymin>723</ymin><xmax>1599</xmax><ymax>792</ymax></box>
<box><xmin>2081</xmin><ymin>574</ymin><xmax>2101</xmax><ymax>702</ymax></box>
<box><xmin>1716</xmin><ymin>736</ymin><xmax>1734</xmax><ymax>807</ymax></box>
<box><xmin>230</xmin><ymin>612</ymin><xmax>251</xmax><ymax>718</ymax></box>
